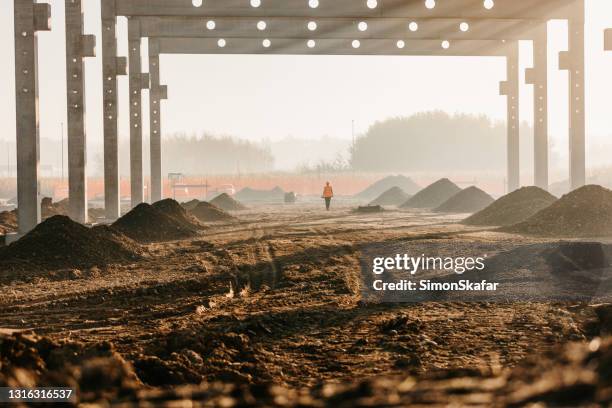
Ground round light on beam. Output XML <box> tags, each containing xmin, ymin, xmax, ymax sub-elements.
<box><xmin>192</xmin><ymin>0</ymin><xmax>203</xmax><ymax>7</ymax></box>
<box><xmin>218</xmin><ymin>38</ymin><xmax>226</xmax><ymax>48</ymax></box>
<box><xmin>425</xmin><ymin>0</ymin><xmax>436</xmax><ymax>9</ymax></box>
<box><xmin>396</xmin><ymin>40</ymin><xmax>405</xmax><ymax>49</ymax></box>
<box><xmin>441</xmin><ymin>40</ymin><xmax>450</xmax><ymax>49</ymax></box>
<box><xmin>484</xmin><ymin>0</ymin><xmax>494</xmax><ymax>9</ymax></box>
<box><xmin>250</xmin><ymin>0</ymin><xmax>261</xmax><ymax>7</ymax></box>
<box><xmin>206</xmin><ymin>20</ymin><xmax>216</xmax><ymax>30</ymax></box>
<box><xmin>459</xmin><ymin>22</ymin><xmax>469</xmax><ymax>32</ymax></box>
<box><xmin>408</xmin><ymin>21</ymin><xmax>418</xmax><ymax>32</ymax></box>
<box><xmin>257</xmin><ymin>20</ymin><xmax>267</xmax><ymax>30</ymax></box>
<box><xmin>309</xmin><ymin>0</ymin><xmax>319</xmax><ymax>8</ymax></box>
<box><xmin>262</xmin><ymin>39</ymin><xmax>271</xmax><ymax>48</ymax></box>
<box><xmin>307</xmin><ymin>39</ymin><xmax>316</xmax><ymax>48</ymax></box>
<box><xmin>366</xmin><ymin>0</ymin><xmax>378</xmax><ymax>9</ymax></box>
<box><xmin>358</xmin><ymin>21</ymin><xmax>368</xmax><ymax>32</ymax></box>
<box><xmin>308</xmin><ymin>21</ymin><xmax>318</xmax><ymax>31</ymax></box>
<box><xmin>352</xmin><ymin>39</ymin><xmax>361</xmax><ymax>48</ymax></box>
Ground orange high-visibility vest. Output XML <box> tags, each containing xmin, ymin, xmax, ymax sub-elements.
<box><xmin>323</xmin><ymin>185</ymin><xmax>334</xmax><ymax>198</ymax></box>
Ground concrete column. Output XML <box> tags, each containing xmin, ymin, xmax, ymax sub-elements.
<box><xmin>148</xmin><ymin>39</ymin><xmax>162</xmax><ymax>203</ymax></box>
<box><xmin>128</xmin><ymin>19</ymin><xmax>145</xmax><ymax>207</ymax></box>
<box><xmin>102</xmin><ymin>0</ymin><xmax>126</xmax><ymax>220</ymax></box>
<box><xmin>13</xmin><ymin>1</ymin><xmax>50</xmax><ymax>235</ymax></box>
<box><xmin>526</xmin><ymin>24</ymin><xmax>549</xmax><ymax>190</ymax></box>
<box><xmin>500</xmin><ymin>42</ymin><xmax>520</xmax><ymax>193</ymax></box>
<box><xmin>65</xmin><ymin>0</ymin><xmax>95</xmax><ymax>224</ymax></box>
<box><xmin>567</xmin><ymin>2</ymin><xmax>586</xmax><ymax>190</ymax></box>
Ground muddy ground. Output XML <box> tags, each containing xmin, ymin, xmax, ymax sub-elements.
<box><xmin>0</xmin><ymin>200</ymin><xmax>609</xmax><ymax>405</ymax></box>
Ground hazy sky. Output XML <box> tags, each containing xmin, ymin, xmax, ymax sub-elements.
<box><xmin>1</xmin><ymin>1</ymin><xmax>612</xmax><ymax>165</ymax></box>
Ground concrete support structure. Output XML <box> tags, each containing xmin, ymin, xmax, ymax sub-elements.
<box><xmin>526</xmin><ymin>24</ymin><xmax>549</xmax><ymax>190</ymax></box>
<box><xmin>128</xmin><ymin>19</ymin><xmax>148</xmax><ymax>207</ymax></box>
<box><xmin>500</xmin><ymin>42</ymin><xmax>520</xmax><ymax>193</ymax></box>
<box><xmin>565</xmin><ymin>1</ymin><xmax>586</xmax><ymax>190</ymax></box>
<box><xmin>65</xmin><ymin>0</ymin><xmax>95</xmax><ymax>224</ymax></box>
<box><xmin>102</xmin><ymin>0</ymin><xmax>127</xmax><ymax>220</ymax></box>
<box><xmin>13</xmin><ymin>1</ymin><xmax>50</xmax><ymax>235</ymax></box>
<box><xmin>148</xmin><ymin>39</ymin><xmax>167</xmax><ymax>204</ymax></box>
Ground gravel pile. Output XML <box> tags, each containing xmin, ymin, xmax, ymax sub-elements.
<box><xmin>356</xmin><ymin>175</ymin><xmax>420</xmax><ymax>200</ymax></box>
<box><xmin>464</xmin><ymin>186</ymin><xmax>557</xmax><ymax>226</ymax></box>
<box><xmin>189</xmin><ymin>202</ymin><xmax>235</xmax><ymax>222</ymax></box>
<box><xmin>113</xmin><ymin>203</ymin><xmax>199</xmax><ymax>243</ymax></box>
<box><xmin>434</xmin><ymin>186</ymin><xmax>494</xmax><ymax>213</ymax></box>
<box><xmin>501</xmin><ymin>185</ymin><xmax>612</xmax><ymax>237</ymax></box>
<box><xmin>210</xmin><ymin>193</ymin><xmax>248</xmax><ymax>211</ymax></box>
<box><xmin>401</xmin><ymin>178</ymin><xmax>461</xmax><ymax>209</ymax></box>
<box><xmin>0</xmin><ymin>215</ymin><xmax>143</xmax><ymax>279</ymax></box>
<box><xmin>152</xmin><ymin>199</ymin><xmax>204</xmax><ymax>230</ymax></box>
<box><xmin>369</xmin><ymin>187</ymin><xmax>412</xmax><ymax>206</ymax></box>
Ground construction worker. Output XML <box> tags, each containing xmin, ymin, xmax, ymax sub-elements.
<box><xmin>322</xmin><ymin>181</ymin><xmax>334</xmax><ymax>211</ymax></box>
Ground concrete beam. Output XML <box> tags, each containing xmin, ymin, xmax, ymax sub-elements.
<box><xmin>102</xmin><ymin>0</ymin><xmax>125</xmax><ymax>221</ymax></box>
<box><xmin>128</xmin><ymin>19</ymin><xmax>144</xmax><ymax>207</ymax></box>
<box><xmin>531</xmin><ymin>25</ymin><xmax>549</xmax><ymax>190</ymax></box>
<box><xmin>14</xmin><ymin>0</ymin><xmax>50</xmax><ymax>235</ymax></box>
<box><xmin>154</xmin><ymin>37</ymin><xmax>513</xmax><ymax>56</ymax></box>
<box><xmin>65</xmin><ymin>0</ymin><xmax>95</xmax><ymax>224</ymax></box>
<box><xmin>139</xmin><ymin>16</ymin><xmax>542</xmax><ymax>41</ymax></box>
<box><xmin>116</xmin><ymin>0</ymin><xmax>575</xmax><ymax>19</ymax></box>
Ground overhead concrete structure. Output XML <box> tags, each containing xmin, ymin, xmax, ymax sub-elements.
<box><xmin>13</xmin><ymin>0</ymin><xmax>51</xmax><ymax>235</ymax></box>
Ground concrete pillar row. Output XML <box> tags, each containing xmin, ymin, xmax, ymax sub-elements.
<box><xmin>13</xmin><ymin>0</ymin><xmax>51</xmax><ymax>236</ymax></box>
<box><xmin>65</xmin><ymin>0</ymin><xmax>96</xmax><ymax>224</ymax></box>
<box><xmin>526</xmin><ymin>24</ymin><xmax>549</xmax><ymax>191</ymax></box>
<box><xmin>102</xmin><ymin>0</ymin><xmax>127</xmax><ymax>221</ymax></box>
<box><xmin>148</xmin><ymin>39</ymin><xmax>165</xmax><ymax>204</ymax></box>
<box><xmin>500</xmin><ymin>42</ymin><xmax>520</xmax><ymax>194</ymax></box>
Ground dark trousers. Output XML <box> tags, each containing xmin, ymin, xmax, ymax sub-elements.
<box><xmin>325</xmin><ymin>197</ymin><xmax>331</xmax><ymax>211</ymax></box>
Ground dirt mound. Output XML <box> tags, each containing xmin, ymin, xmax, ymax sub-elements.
<box><xmin>152</xmin><ymin>199</ymin><xmax>204</xmax><ymax>230</ymax></box>
<box><xmin>210</xmin><ymin>193</ymin><xmax>247</xmax><ymax>211</ymax></box>
<box><xmin>113</xmin><ymin>203</ymin><xmax>199</xmax><ymax>243</ymax></box>
<box><xmin>354</xmin><ymin>205</ymin><xmax>384</xmax><ymax>214</ymax></box>
<box><xmin>189</xmin><ymin>202</ymin><xmax>235</xmax><ymax>222</ymax></box>
<box><xmin>502</xmin><ymin>185</ymin><xmax>612</xmax><ymax>237</ymax></box>
<box><xmin>464</xmin><ymin>186</ymin><xmax>557</xmax><ymax>226</ymax></box>
<box><xmin>369</xmin><ymin>187</ymin><xmax>411</xmax><ymax>206</ymax></box>
<box><xmin>0</xmin><ymin>210</ymin><xmax>17</xmax><ymax>235</ymax></box>
<box><xmin>434</xmin><ymin>186</ymin><xmax>494</xmax><ymax>213</ymax></box>
<box><xmin>356</xmin><ymin>175</ymin><xmax>420</xmax><ymax>199</ymax></box>
<box><xmin>0</xmin><ymin>215</ymin><xmax>143</xmax><ymax>278</ymax></box>
<box><xmin>181</xmin><ymin>199</ymin><xmax>201</xmax><ymax>212</ymax></box>
<box><xmin>401</xmin><ymin>178</ymin><xmax>461</xmax><ymax>209</ymax></box>
<box><xmin>234</xmin><ymin>186</ymin><xmax>285</xmax><ymax>202</ymax></box>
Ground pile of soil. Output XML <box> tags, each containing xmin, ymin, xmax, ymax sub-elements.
<box><xmin>234</xmin><ymin>187</ymin><xmax>285</xmax><ymax>202</ymax></box>
<box><xmin>355</xmin><ymin>175</ymin><xmax>420</xmax><ymax>200</ymax></box>
<box><xmin>369</xmin><ymin>187</ymin><xmax>412</xmax><ymax>206</ymax></box>
<box><xmin>113</xmin><ymin>203</ymin><xmax>199</xmax><ymax>243</ymax></box>
<box><xmin>152</xmin><ymin>199</ymin><xmax>204</xmax><ymax>230</ymax></box>
<box><xmin>464</xmin><ymin>186</ymin><xmax>557</xmax><ymax>226</ymax></box>
<box><xmin>210</xmin><ymin>193</ymin><xmax>247</xmax><ymax>211</ymax></box>
<box><xmin>401</xmin><ymin>178</ymin><xmax>461</xmax><ymax>209</ymax></box>
<box><xmin>354</xmin><ymin>205</ymin><xmax>384</xmax><ymax>214</ymax></box>
<box><xmin>0</xmin><ymin>215</ymin><xmax>143</xmax><ymax>277</ymax></box>
<box><xmin>189</xmin><ymin>202</ymin><xmax>235</xmax><ymax>222</ymax></box>
<box><xmin>181</xmin><ymin>199</ymin><xmax>201</xmax><ymax>212</ymax></box>
<box><xmin>502</xmin><ymin>185</ymin><xmax>612</xmax><ymax>237</ymax></box>
<box><xmin>0</xmin><ymin>210</ymin><xmax>17</xmax><ymax>235</ymax></box>
<box><xmin>434</xmin><ymin>186</ymin><xmax>494</xmax><ymax>213</ymax></box>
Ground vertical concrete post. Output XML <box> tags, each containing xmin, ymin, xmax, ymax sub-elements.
<box><xmin>13</xmin><ymin>1</ymin><xmax>50</xmax><ymax>235</ymax></box>
<box><xmin>500</xmin><ymin>43</ymin><xmax>520</xmax><ymax>193</ymax></box>
<box><xmin>526</xmin><ymin>24</ymin><xmax>549</xmax><ymax>190</ymax></box>
<box><xmin>567</xmin><ymin>0</ymin><xmax>586</xmax><ymax>190</ymax></box>
<box><xmin>65</xmin><ymin>0</ymin><xmax>95</xmax><ymax>224</ymax></box>
<box><xmin>148</xmin><ymin>39</ymin><xmax>162</xmax><ymax>203</ymax></box>
<box><xmin>102</xmin><ymin>0</ymin><xmax>126</xmax><ymax>220</ymax></box>
<box><xmin>128</xmin><ymin>19</ymin><xmax>144</xmax><ymax>207</ymax></box>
